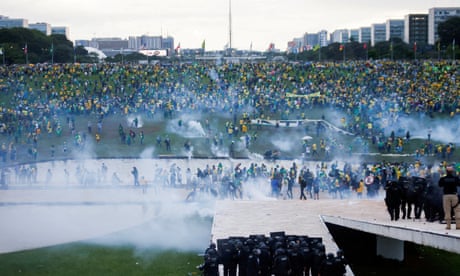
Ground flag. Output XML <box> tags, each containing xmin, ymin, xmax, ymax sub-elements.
<box><xmin>201</xmin><ymin>40</ymin><xmax>206</xmax><ymax>50</ymax></box>
<box><xmin>339</xmin><ymin>44</ymin><xmax>344</xmax><ymax>51</ymax></box>
<box><xmin>50</xmin><ymin>43</ymin><xmax>54</xmax><ymax>54</ymax></box>
<box><xmin>413</xmin><ymin>41</ymin><xmax>417</xmax><ymax>52</ymax></box>
<box><xmin>313</xmin><ymin>44</ymin><xmax>320</xmax><ymax>51</ymax></box>
<box><xmin>175</xmin><ymin>43</ymin><xmax>180</xmax><ymax>53</ymax></box>
<box><xmin>363</xmin><ymin>43</ymin><xmax>367</xmax><ymax>50</ymax></box>
<box><xmin>0</xmin><ymin>48</ymin><xmax>3</xmax><ymax>55</ymax></box>
<box><xmin>23</xmin><ymin>43</ymin><xmax>28</xmax><ymax>54</ymax></box>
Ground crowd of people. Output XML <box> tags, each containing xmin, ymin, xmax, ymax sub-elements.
<box><xmin>0</xmin><ymin>60</ymin><xmax>457</xmax><ymax>120</ymax></box>
<box><xmin>0</xmin><ymin>60</ymin><xmax>458</xmax><ymax>162</ymax></box>
<box><xmin>0</xmin><ymin>60</ymin><xmax>457</xmax><ymax>188</ymax></box>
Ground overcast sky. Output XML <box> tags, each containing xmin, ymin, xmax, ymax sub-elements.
<box><xmin>2</xmin><ymin>0</ymin><xmax>459</xmax><ymax>51</ymax></box>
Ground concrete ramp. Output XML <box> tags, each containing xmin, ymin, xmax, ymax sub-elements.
<box><xmin>211</xmin><ymin>199</ymin><xmax>460</xmax><ymax>257</ymax></box>
<box><xmin>211</xmin><ymin>199</ymin><xmax>374</xmax><ymax>254</ymax></box>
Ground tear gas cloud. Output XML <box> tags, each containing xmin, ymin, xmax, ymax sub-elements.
<box><xmin>167</xmin><ymin>118</ymin><xmax>207</xmax><ymax>138</ymax></box>
<box><xmin>88</xmin><ymin>199</ymin><xmax>215</xmax><ymax>252</ymax></box>
<box><xmin>126</xmin><ymin>115</ymin><xmax>144</xmax><ymax>128</ymax></box>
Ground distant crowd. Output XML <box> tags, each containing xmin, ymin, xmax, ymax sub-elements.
<box><xmin>1</xmin><ymin>60</ymin><xmax>458</xmax><ymax>121</ymax></box>
<box><xmin>0</xmin><ymin>60</ymin><xmax>458</xmax><ymax>165</ymax></box>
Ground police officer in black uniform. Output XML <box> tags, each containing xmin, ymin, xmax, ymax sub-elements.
<box><xmin>220</xmin><ymin>239</ymin><xmax>238</xmax><ymax>276</ymax></box>
<box><xmin>198</xmin><ymin>244</ymin><xmax>219</xmax><ymax>276</ymax></box>
<box><xmin>272</xmin><ymin>247</ymin><xmax>290</xmax><ymax>276</ymax></box>
<box><xmin>384</xmin><ymin>180</ymin><xmax>402</xmax><ymax>221</ymax></box>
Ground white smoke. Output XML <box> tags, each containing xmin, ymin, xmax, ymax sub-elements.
<box><xmin>167</xmin><ymin>119</ymin><xmax>207</xmax><ymax>138</ymax></box>
<box><xmin>126</xmin><ymin>115</ymin><xmax>144</xmax><ymax>128</ymax></box>
<box><xmin>139</xmin><ymin>146</ymin><xmax>155</xmax><ymax>159</ymax></box>
<box><xmin>87</xmin><ymin>197</ymin><xmax>215</xmax><ymax>252</ymax></box>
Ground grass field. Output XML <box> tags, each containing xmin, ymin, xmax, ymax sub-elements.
<box><xmin>0</xmin><ymin>243</ymin><xmax>203</xmax><ymax>276</ymax></box>
<box><xmin>1</xmin><ymin>107</ymin><xmax>457</xmax><ymax>168</ymax></box>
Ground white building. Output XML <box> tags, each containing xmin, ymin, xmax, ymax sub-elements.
<box><xmin>371</xmin><ymin>23</ymin><xmax>386</xmax><ymax>46</ymax></box>
<box><xmin>348</xmin><ymin>29</ymin><xmax>360</xmax><ymax>42</ymax></box>
<box><xmin>51</xmin><ymin>26</ymin><xmax>70</xmax><ymax>39</ymax></box>
<box><xmin>428</xmin><ymin>7</ymin><xmax>460</xmax><ymax>45</ymax></box>
<box><xmin>0</xmin><ymin>16</ymin><xmax>28</xmax><ymax>28</ymax></box>
<box><xmin>331</xmin><ymin>29</ymin><xmax>349</xmax><ymax>43</ymax></box>
<box><xmin>29</xmin><ymin>22</ymin><xmax>52</xmax><ymax>36</ymax></box>
<box><xmin>128</xmin><ymin>35</ymin><xmax>163</xmax><ymax>50</ymax></box>
<box><xmin>318</xmin><ymin>30</ymin><xmax>329</xmax><ymax>47</ymax></box>
<box><xmin>386</xmin><ymin>19</ymin><xmax>405</xmax><ymax>41</ymax></box>
<box><xmin>359</xmin><ymin>27</ymin><xmax>371</xmax><ymax>44</ymax></box>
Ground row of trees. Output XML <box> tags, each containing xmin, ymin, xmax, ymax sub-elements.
<box><xmin>0</xmin><ymin>28</ymin><xmax>98</xmax><ymax>64</ymax></box>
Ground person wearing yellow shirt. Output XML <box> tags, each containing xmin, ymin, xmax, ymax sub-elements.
<box><xmin>356</xmin><ymin>179</ymin><xmax>365</xmax><ymax>198</ymax></box>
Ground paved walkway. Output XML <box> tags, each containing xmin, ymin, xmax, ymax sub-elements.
<box><xmin>211</xmin><ymin>199</ymin><xmax>460</xmax><ymax>257</ymax></box>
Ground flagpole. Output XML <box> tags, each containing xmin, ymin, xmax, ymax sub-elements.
<box><xmin>437</xmin><ymin>41</ymin><xmax>440</xmax><ymax>60</ymax></box>
<box><xmin>228</xmin><ymin>0</ymin><xmax>232</xmax><ymax>56</ymax></box>
<box><xmin>390</xmin><ymin>41</ymin><xmax>393</xmax><ymax>61</ymax></box>
<box><xmin>453</xmin><ymin>39</ymin><xmax>456</xmax><ymax>62</ymax></box>
<box><xmin>24</xmin><ymin>43</ymin><xmax>28</xmax><ymax>64</ymax></box>
<box><xmin>51</xmin><ymin>42</ymin><xmax>54</xmax><ymax>65</ymax></box>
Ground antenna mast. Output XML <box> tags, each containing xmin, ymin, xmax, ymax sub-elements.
<box><xmin>229</xmin><ymin>0</ymin><xmax>232</xmax><ymax>54</ymax></box>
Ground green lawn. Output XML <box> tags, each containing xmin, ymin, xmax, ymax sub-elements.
<box><xmin>0</xmin><ymin>244</ymin><xmax>203</xmax><ymax>276</ymax></box>
<box><xmin>1</xmin><ymin>107</ymin><xmax>457</xmax><ymax>168</ymax></box>
<box><xmin>0</xmin><ymin>214</ymin><xmax>213</xmax><ymax>276</ymax></box>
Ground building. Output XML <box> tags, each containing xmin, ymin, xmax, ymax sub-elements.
<box><xmin>90</xmin><ymin>38</ymin><xmax>128</xmax><ymax>51</ymax></box>
<box><xmin>29</xmin><ymin>22</ymin><xmax>52</xmax><ymax>36</ymax></box>
<box><xmin>331</xmin><ymin>29</ymin><xmax>349</xmax><ymax>43</ymax></box>
<box><xmin>161</xmin><ymin>36</ymin><xmax>174</xmax><ymax>53</ymax></box>
<box><xmin>75</xmin><ymin>40</ymin><xmax>90</xmax><ymax>47</ymax></box>
<box><xmin>404</xmin><ymin>14</ymin><xmax>428</xmax><ymax>45</ymax></box>
<box><xmin>134</xmin><ymin>35</ymin><xmax>162</xmax><ymax>50</ymax></box>
<box><xmin>348</xmin><ymin>29</ymin><xmax>360</xmax><ymax>42</ymax></box>
<box><xmin>428</xmin><ymin>7</ymin><xmax>460</xmax><ymax>45</ymax></box>
<box><xmin>386</xmin><ymin>19</ymin><xmax>405</xmax><ymax>41</ymax></box>
<box><xmin>359</xmin><ymin>27</ymin><xmax>371</xmax><ymax>44</ymax></box>
<box><xmin>0</xmin><ymin>16</ymin><xmax>28</xmax><ymax>28</ymax></box>
<box><xmin>51</xmin><ymin>26</ymin><xmax>70</xmax><ymax>39</ymax></box>
<box><xmin>318</xmin><ymin>30</ymin><xmax>329</xmax><ymax>47</ymax></box>
<box><xmin>371</xmin><ymin>23</ymin><xmax>386</xmax><ymax>46</ymax></box>
<box><xmin>300</xmin><ymin>32</ymin><xmax>320</xmax><ymax>50</ymax></box>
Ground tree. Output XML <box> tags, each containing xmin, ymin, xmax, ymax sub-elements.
<box><xmin>0</xmin><ymin>27</ymin><xmax>95</xmax><ymax>64</ymax></box>
<box><xmin>437</xmin><ymin>16</ymin><xmax>460</xmax><ymax>47</ymax></box>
